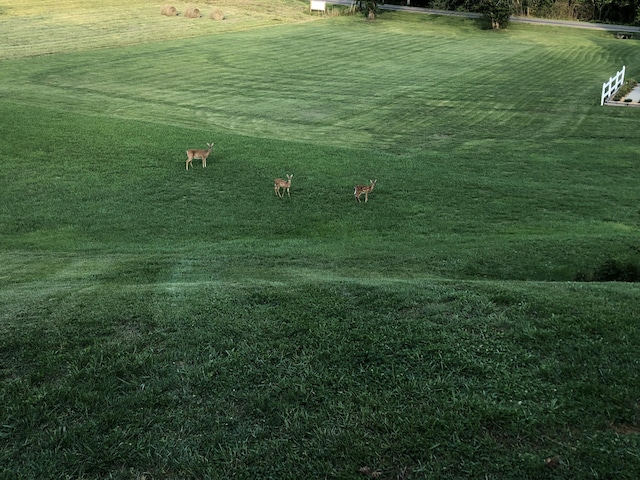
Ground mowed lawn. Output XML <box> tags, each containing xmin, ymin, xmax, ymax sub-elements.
<box><xmin>1</xmin><ymin>1</ymin><xmax>639</xmax><ymax>478</ymax></box>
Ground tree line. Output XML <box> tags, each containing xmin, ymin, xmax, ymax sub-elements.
<box><xmin>382</xmin><ymin>0</ymin><xmax>640</xmax><ymax>25</ymax></box>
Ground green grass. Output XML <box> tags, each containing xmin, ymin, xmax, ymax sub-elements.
<box><xmin>1</xmin><ymin>1</ymin><xmax>639</xmax><ymax>478</ymax></box>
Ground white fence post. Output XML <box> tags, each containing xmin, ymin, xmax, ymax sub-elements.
<box><xmin>601</xmin><ymin>65</ymin><xmax>626</xmax><ymax>105</ymax></box>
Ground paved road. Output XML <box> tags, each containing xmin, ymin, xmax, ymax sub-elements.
<box><xmin>329</xmin><ymin>0</ymin><xmax>640</xmax><ymax>33</ymax></box>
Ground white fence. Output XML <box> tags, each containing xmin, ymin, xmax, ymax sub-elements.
<box><xmin>310</xmin><ymin>0</ymin><xmax>326</xmax><ymax>12</ymax></box>
<box><xmin>601</xmin><ymin>65</ymin><xmax>625</xmax><ymax>105</ymax></box>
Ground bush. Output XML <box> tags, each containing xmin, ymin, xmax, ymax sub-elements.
<box><xmin>356</xmin><ymin>0</ymin><xmax>380</xmax><ymax>19</ymax></box>
<box><xmin>479</xmin><ymin>0</ymin><xmax>511</xmax><ymax>29</ymax></box>
<box><xmin>612</xmin><ymin>78</ymin><xmax>637</xmax><ymax>101</ymax></box>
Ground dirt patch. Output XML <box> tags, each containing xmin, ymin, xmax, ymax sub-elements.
<box><xmin>610</xmin><ymin>423</ymin><xmax>640</xmax><ymax>435</ymax></box>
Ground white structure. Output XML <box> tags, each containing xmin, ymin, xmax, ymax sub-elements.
<box><xmin>601</xmin><ymin>65</ymin><xmax>626</xmax><ymax>105</ymax></box>
<box><xmin>310</xmin><ymin>0</ymin><xmax>326</xmax><ymax>13</ymax></box>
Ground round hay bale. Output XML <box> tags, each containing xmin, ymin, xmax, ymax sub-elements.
<box><xmin>160</xmin><ymin>5</ymin><xmax>177</xmax><ymax>16</ymax></box>
<box><xmin>183</xmin><ymin>6</ymin><xmax>201</xmax><ymax>18</ymax></box>
<box><xmin>209</xmin><ymin>9</ymin><xmax>225</xmax><ymax>20</ymax></box>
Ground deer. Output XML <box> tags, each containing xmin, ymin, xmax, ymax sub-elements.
<box><xmin>354</xmin><ymin>179</ymin><xmax>376</xmax><ymax>203</ymax></box>
<box><xmin>274</xmin><ymin>174</ymin><xmax>293</xmax><ymax>197</ymax></box>
<box><xmin>186</xmin><ymin>142</ymin><xmax>214</xmax><ymax>170</ymax></box>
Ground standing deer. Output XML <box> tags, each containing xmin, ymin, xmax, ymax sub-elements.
<box><xmin>274</xmin><ymin>174</ymin><xmax>293</xmax><ymax>197</ymax></box>
<box><xmin>186</xmin><ymin>142</ymin><xmax>214</xmax><ymax>170</ymax></box>
<box><xmin>354</xmin><ymin>179</ymin><xmax>376</xmax><ymax>203</ymax></box>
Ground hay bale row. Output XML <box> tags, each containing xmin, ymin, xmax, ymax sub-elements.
<box><xmin>183</xmin><ymin>6</ymin><xmax>201</xmax><ymax>18</ymax></box>
<box><xmin>210</xmin><ymin>9</ymin><xmax>224</xmax><ymax>20</ymax></box>
<box><xmin>160</xmin><ymin>5</ymin><xmax>224</xmax><ymax>20</ymax></box>
<box><xmin>160</xmin><ymin>4</ymin><xmax>177</xmax><ymax>16</ymax></box>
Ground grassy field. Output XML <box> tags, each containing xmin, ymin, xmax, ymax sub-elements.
<box><xmin>1</xmin><ymin>0</ymin><xmax>640</xmax><ymax>478</ymax></box>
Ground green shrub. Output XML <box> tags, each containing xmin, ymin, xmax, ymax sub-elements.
<box><xmin>612</xmin><ymin>78</ymin><xmax>637</xmax><ymax>101</ymax></box>
<box><xmin>479</xmin><ymin>0</ymin><xmax>511</xmax><ymax>29</ymax></box>
<box><xmin>355</xmin><ymin>0</ymin><xmax>380</xmax><ymax>19</ymax></box>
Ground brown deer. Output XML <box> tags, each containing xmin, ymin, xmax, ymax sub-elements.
<box><xmin>274</xmin><ymin>174</ymin><xmax>293</xmax><ymax>197</ymax></box>
<box><xmin>186</xmin><ymin>142</ymin><xmax>214</xmax><ymax>170</ymax></box>
<box><xmin>354</xmin><ymin>179</ymin><xmax>376</xmax><ymax>203</ymax></box>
